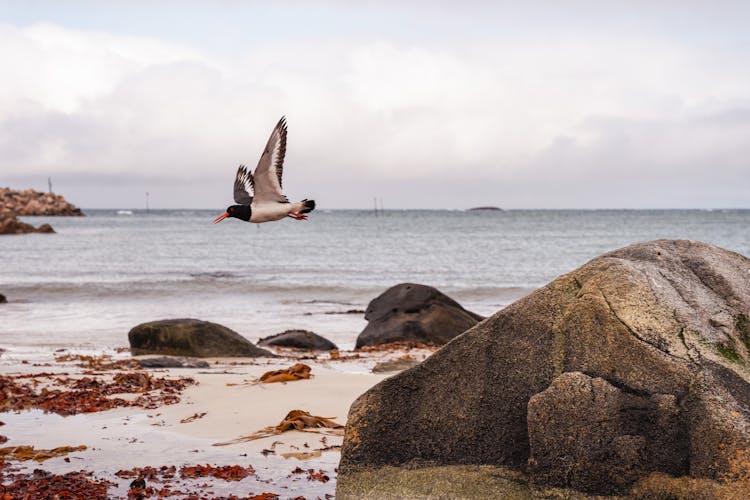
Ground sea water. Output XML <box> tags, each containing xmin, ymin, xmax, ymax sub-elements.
<box><xmin>1</xmin><ymin>209</ymin><xmax>749</xmax><ymax>355</ymax></box>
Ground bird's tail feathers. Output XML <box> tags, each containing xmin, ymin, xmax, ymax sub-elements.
<box><xmin>298</xmin><ymin>199</ymin><xmax>316</xmax><ymax>214</ymax></box>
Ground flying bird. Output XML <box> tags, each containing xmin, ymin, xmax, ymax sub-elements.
<box><xmin>213</xmin><ymin>116</ymin><xmax>315</xmax><ymax>225</ymax></box>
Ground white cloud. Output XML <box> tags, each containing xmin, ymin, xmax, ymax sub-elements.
<box><xmin>1</xmin><ymin>17</ymin><xmax>749</xmax><ymax>208</ymax></box>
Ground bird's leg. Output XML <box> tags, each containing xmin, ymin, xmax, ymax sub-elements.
<box><xmin>288</xmin><ymin>212</ymin><xmax>308</xmax><ymax>220</ymax></box>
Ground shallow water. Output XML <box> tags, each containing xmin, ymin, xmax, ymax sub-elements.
<box><xmin>1</xmin><ymin>209</ymin><xmax>749</xmax><ymax>353</ymax></box>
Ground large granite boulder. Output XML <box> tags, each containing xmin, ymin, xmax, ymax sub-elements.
<box><xmin>339</xmin><ymin>240</ymin><xmax>750</xmax><ymax>496</ymax></box>
<box><xmin>129</xmin><ymin>319</ymin><xmax>273</xmax><ymax>358</ymax></box>
<box><xmin>355</xmin><ymin>283</ymin><xmax>483</xmax><ymax>348</ymax></box>
<box><xmin>258</xmin><ymin>329</ymin><xmax>338</xmax><ymax>350</ymax></box>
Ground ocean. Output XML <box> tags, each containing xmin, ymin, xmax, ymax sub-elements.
<box><xmin>2</xmin><ymin>209</ymin><xmax>749</xmax><ymax>356</ymax></box>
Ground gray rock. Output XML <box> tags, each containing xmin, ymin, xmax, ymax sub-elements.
<box><xmin>136</xmin><ymin>356</ymin><xmax>211</xmax><ymax>368</ymax></box>
<box><xmin>128</xmin><ymin>318</ymin><xmax>273</xmax><ymax>358</ymax></box>
<box><xmin>258</xmin><ymin>329</ymin><xmax>338</xmax><ymax>350</ymax></box>
<box><xmin>355</xmin><ymin>283</ymin><xmax>483</xmax><ymax>348</ymax></box>
<box><xmin>371</xmin><ymin>358</ymin><xmax>420</xmax><ymax>373</ymax></box>
<box><xmin>339</xmin><ymin>240</ymin><xmax>750</xmax><ymax>495</ymax></box>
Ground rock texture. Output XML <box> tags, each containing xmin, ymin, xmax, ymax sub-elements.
<box><xmin>0</xmin><ymin>214</ymin><xmax>55</xmax><ymax>234</ymax></box>
<box><xmin>527</xmin><ymin>371</ymin><xmax>688</xmax><ymax>493</ymax></box>
<box><xmin>258</xmin><ymin>329</ymin><xmax>338</xmax><ymax>350</ymax></box>
<box><xmin>0</xmin><ymin>188</ymin><xmax>83</xmax><ymax>216</ymax></box>
<box><xmin>355</xmin><ymin>283</ymin><xmax>483</xmax><ymax>348</ymax></box>
<box><xmin>339</xmin><ymin>240</ymin><xmax>750</xmax><ymax>496</ymax></box>
<box><xmin>129</xmin><ymin>319</ymin><xmax>273</xmax><ymax>358</ymax></box>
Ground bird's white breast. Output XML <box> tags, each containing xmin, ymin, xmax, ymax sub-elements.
<box><xmin>250</xmin><ymin>201</ymin><xmax>291</xmax><ymax>223</ymax></box>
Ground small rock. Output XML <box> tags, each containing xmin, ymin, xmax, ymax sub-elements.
<box><xmin>136</xmin><ymin>357</ymin><xmax>210</xmax><ymax>369</ymax></box>
<box><xmin>258</xmin><ymin>329</ymin><xmax>338</xmax><ymax>350</ymax></box>
<box><xmin>129</xmin><ymin>477</ymin><xmax>146</xmax><ymax>490</ymax></box>
<box><xmin>372</xmin><ymin>358</ymin><xmax>420</xmax><ymax>373</ymax></box>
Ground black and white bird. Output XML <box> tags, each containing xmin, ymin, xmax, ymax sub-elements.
<box><xmin>213</xmin><ymin>116</ymin><xmax>315</xmax><ymax>225</ymax></box>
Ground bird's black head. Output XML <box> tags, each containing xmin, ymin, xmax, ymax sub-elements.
<box><xmin>227</xmin><ymin>204</ymin><xmax>251</xmax><ymax>221</ymax></box>
<box><xmin>213</xmin><ymin>204</ymin><xmax>251</xmax><ymax>224</ymax></box>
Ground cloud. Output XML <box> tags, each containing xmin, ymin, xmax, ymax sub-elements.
<box><xmin>1</xmin><ymin>18</ymin><xmax>749</xmax><ymax>208</ymax></box>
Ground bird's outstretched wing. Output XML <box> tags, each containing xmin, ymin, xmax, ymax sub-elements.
<box><xmin>233</xmin><ymin>164</ymin><xmax>254</xmax><ymax>205</ymax></box>
<box><xmin>252</xmin><ymin>116</ymin><xmax>289</xmax><ymax>203</ymax></box>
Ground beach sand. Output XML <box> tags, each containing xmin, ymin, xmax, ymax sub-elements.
<box><xmin>0</xmin><ymin>348</ymin><xmax>434</xmax><ymax>498</ymax></box>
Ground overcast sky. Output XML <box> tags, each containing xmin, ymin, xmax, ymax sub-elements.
<box><xmin>1</xmin><ymin>1</ymin><xmax>749</xmax><ymax>209</ymax></box>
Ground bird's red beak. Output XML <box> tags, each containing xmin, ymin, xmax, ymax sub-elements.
<box><xmin>213</xmin><ymin>212</ymin><xmax>229</xmax><ymax>224</ymax></box>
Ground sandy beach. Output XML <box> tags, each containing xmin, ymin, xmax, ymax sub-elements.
<box><xmin>0</xmin><ymin>346</ymin><xmax>435</xmax><ymax>498</ymax></box>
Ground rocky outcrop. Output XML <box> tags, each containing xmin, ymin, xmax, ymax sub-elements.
<box><xmin>0</xmin><ymin>188</ymin><xmax>83</xmax><ymax>216</ymax></box>
<box><xmin>0</xmin><ymin>214</ymin><xmax>55</xmax><ymax>234</ymax></box>
<box><xmin>355</xmin><ymin>283</ymin><xmax>483</xmax><ymax>348</ymax></box>
<box><xmin>258</xmin><ymin>329</ymin><xmax>338</xmax><ymax>350</ymax></box>
<box><xmin>129</xmin><ymin>319</ymin><xmax>273</xmax><ymax>358</ymax></box>
<box><xmin>339</xmin><ymin>240</ymin><xmax>750</xmax><ymax>496</ymax></box>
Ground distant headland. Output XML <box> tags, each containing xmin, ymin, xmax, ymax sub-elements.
<box><xmin>0</xmin><ymin>187</ymin><xmax>83</xmax><ymax>234</ymax></box>
<box><xmin>467</xmin><ymin>206</ymin><xmax>503</xmax><ymax>211</ymax></box>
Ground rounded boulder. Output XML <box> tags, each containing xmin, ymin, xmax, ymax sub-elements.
<box><xmin>355</xmin><ymin>283</ymin><xmax>483</xmax><ymax>348</ymax></box>
<box><xmin>258</xmin><ymin>329</ymin><xmax>338</xmax><ymax>350</ymax></box>
<box><xmin>129</xmin><ymin>318</ymin><xmax>273</xmax><ymax>358</ymax></box>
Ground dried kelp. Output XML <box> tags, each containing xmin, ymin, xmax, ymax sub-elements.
<box><xmin>358</xmin><ymin>340</ymin><xmax>437</xmax><ymax>351</ymax></box>
<box><xmin>213</xmin><ymin>410</ymin><xmax>344</xmax><ymax>446</ymax></box>
<box><xmin>0</xmin><ymin>445</ymin><xmax>87</xmax><ymax>462</ymax></box>
<box><xmin>0</xmin><ymin>372</ymin><xmax>195</xmax><ymax>416</ymax></box>
<box><xmin>0</xmin><ymin>469</ymin><xmax>113</xmax><ymax>498</ymax></box>
<box><xmin>290</xmin><ymin>466</ymin><xmax>330</xmax><ymax>482</ymax></box>
<box><xmin>179</xmin><ymin>464</ymin><xmax>255</xmax><ymax>481</ymax></box>
<box><xmin>179</xmin><ymin>412</ymin><xmax>207</xmax><ymax>424</ymax></box>
<box><xmin>55</xmin><ymin>353</ymin><xmax>140</xmax><ymax>371</ymax></box>
<box><xmin>258</xmin><ymin>363</ymin><xmax>312</xmax><ymax>384</ymax></box>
